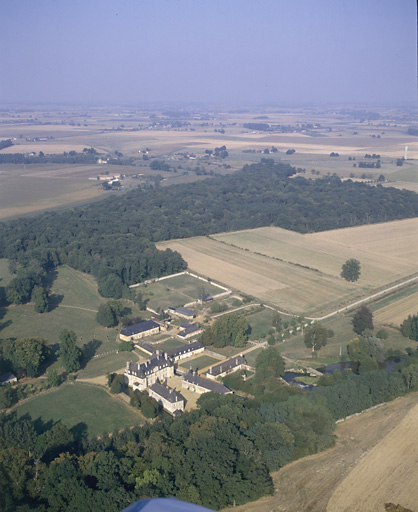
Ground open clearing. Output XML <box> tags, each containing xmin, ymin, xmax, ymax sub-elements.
<box><xmin>228</xmin><ymin>392</ymin><xmax>418</xmax><ymax>512</ymax></box>
<box><xmin>134</xmin><ymin>272</ymin><xmax>224</xmax><ymax>310</ymax></box>
<box><xmin>0</xmin><ymin>265</ymin><xmax>120</xmax><ymax>355</ymax></box>
<box><xmin>158</xmin><ymin>218</ymin><xmax>418</xmax><ymax>317</ymax></box>
<box><xmin>15</xmin><ymin>382</ymin><xmax>143</xmax><ymax>437</ymax></box>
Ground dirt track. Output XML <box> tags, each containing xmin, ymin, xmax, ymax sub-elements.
<box><xmin>226</xmin><ymin>393</ymin><xmax>418</xmax><ymax>512</ymax></box>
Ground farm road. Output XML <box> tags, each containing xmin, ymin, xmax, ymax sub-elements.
<box><xmin>309</xmin><ymin>274</ymin><xmax>418</xmax><ymax>321</ymax></box>
<box><xmin>59</xmin><ymin>304</ymin><xmax>98</xmax><ymax>313</ymax></box>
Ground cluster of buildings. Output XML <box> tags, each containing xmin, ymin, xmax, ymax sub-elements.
<box><xmin>121</xmin><ymin>308</ymin><xmax>250</xmax><ymax>416</ymax></box>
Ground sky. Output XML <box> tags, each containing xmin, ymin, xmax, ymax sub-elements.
<box><xmin>1</xmin><ymin>0</ymin><xmax>417</xmax><ymax>106</ymax></box>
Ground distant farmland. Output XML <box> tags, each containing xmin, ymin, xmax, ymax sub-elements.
<box><xmin>157</xmin><ymin>218</ymin><xmax>418</xmax><ymax>317</ymax></box>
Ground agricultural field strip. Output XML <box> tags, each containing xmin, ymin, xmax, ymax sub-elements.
<box><xmin>158</xmin><ymin>237</ymin><xmax>390</xmax><ymax>316</ymax></box>
<box><xmin>213</xmin><ymin>218</ymin><xmax>418</xmax><ymax>285</ymax></box>
<box><xmin>327</xmin><ymin>401</ymin><xmax>418</xmax><ymax>511</ymax></box>
<box><xmin>374</xmin><ymin>290</ymin><xmax>418</xmax><ymax>326</ymax></box>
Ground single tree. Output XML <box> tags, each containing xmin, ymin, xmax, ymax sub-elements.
<box><xmin>32</xmin><ymin>286</ymin><xmax>49</xmax><ymax>313</ymax></box>
<box><xmin>96</xmin><ymin>301</ymin><xmax>122</xmax><ymax>328</ymax></box>
<box><xmin>304</xmin><ymin>323</ymin><xmax>328</xmax><ymax>352</ymax></box>
<box><xmin>341</xmin><ymin>259</ymin><xmax>361</xmax><ymax>282</ymax></box>
<box><xmin>59</xmin><ymin>329</ymin><xmax>82</xmax><ymax>373</ymax></box>
<box><xmin>255</xmin><ymin>346</ymin><xmax>285</xmax><ymax>383</ymax></box>
<box><xmin>352</xmin><ymin>305</ymin><xmax>374</xmax><ymax>335</ymax></box>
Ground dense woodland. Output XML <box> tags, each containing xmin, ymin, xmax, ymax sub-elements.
<box><xmin>1</xmin><ymin>159</ymin><xmax>418</xmax><ymax>300</ymax></box>
<box><xmin>3</xmin><ymin>347</ymin><xmax>418</xmax><ymax>511</ymax></box>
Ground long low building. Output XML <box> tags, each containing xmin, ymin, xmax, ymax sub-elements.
<box><xmin>182</xmin><ymin>370</ymin><xmax>232</xmax><ymax>396</ymax></box>
<box><xmin>168</xmin><ymin>306</ymin><xmax>196</xmax><ymax>320</ymax></box>
<box><xmin>206</xmin><ymin>355</ymin><xmax>247</xmax><ymax>380</ymax></box>
<box><xmin>148</xmin><ymin>381</ymin><xmax>185</xmax><ymax>415</ymax></box>
<box><xmin>165</xmin><ymin>341</ymin><xmax>204</xmax><ymax>362</ymax></box>
<box><xmin>120</xmin><ymin>320</ymin><xmax>161</xmax><ymax>341</ymax></box>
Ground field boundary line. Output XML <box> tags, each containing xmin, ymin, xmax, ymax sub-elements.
<box><xmin>309</xmin><ymin>274</ymin><xmax>418</xmax><ymax>321</ymax></box>
<box><xmin>58</xmin><ymin>304</ymin><xmax>98</xmax><ymax>313</ymax></box>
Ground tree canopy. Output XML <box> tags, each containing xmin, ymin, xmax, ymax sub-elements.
<box><xmin>341</xmin><ymin>258</ymin><xmax>361</xmax><ymax>282</ymax></box>
<box><xmin>304</xmin><ymin>323</ymin><xmax>328</xmax><ymax>351</ymax></box>
<box><xmin>58</xmin><ymin>330</ymin><xmax>82</xmax><ymax>373</ymax></box>
<box><xmin>401</xmin><ymin>314</ymin><xmax>418</xmax><ymax>341</ymax></box>
<box><xmin>352</xmin><ymin>305</ymin><xmax>374</xmax><ymax>335</ymax></box>
<box><xmin>201</xmin><ymin>313</ymin><xmax>250</xmax><ymax>348</ymax></box>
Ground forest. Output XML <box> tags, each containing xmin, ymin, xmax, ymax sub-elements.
<box><xmin>1</xmin><ymin>159</ymin><xmax>417</xmax><ymax>300</ymax></box>
<box><xmin>2</xmin><ymin>346</ymin><xmax>418</xmax><ymax>511</ymax></box>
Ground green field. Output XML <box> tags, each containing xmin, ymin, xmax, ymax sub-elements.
<box><xmin>277</xmin><ymin>314</ymin><xmax>414</xmax><ymax>367</ymax></box>
<box><xmin>136</xmin><ymin>272</ymin><xmax>224</xmax><ymax>310</ymax></box>
<box><xmin>244</xmin><ymin>347</ymin><xmax>264</xmax><ymax>367</ymax></box>
<box><xmin>15</xmin><ymin>383</ymin><xmax>143</xmax><ymax>437</ymax></box>
<box><xmin>156</xmin><ymin>338</ymin><xmax>187</xmax><ymax>351</ymax></box>
<box><xmin>179</xmin><ymin>354</ymin><xmax>219</xmax><ymax>372</ymax></box>
<box><xmin>0</xmin><ymin>266</ymin><xmax>121</xmax><ymax>355</ymax></box>
<box><xmin>389</xmin><ymin>165</ymin><xmax>418</xmax><ymax>183</ymax></box>
<box><xmin>245</xmin><ymin>308</ymin><xmax>276</xmax><ymax>340</ymax></box>
<box><xmin>76</xmin><ymin>351</ymin><xmax>140</xmax><ymax>379</ymax></box>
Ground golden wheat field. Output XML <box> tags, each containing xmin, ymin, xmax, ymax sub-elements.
<box><xmin>374</xmin><ymin>290</ymin><xmax>418</xmax><ymax>326</ymax></box>
<box><xmin>326</xmin><ymin>402</ymin><xmax>418</xmax><ymax>511</ymax></box>
<box><xmin>228</xmin><ymin>393</ymin><xmax>418</xmax><ymax>512</ymax></box>
<box><xmin>158</xmin><ymin>218</ymin><xmax>418</xmax><ymax>316</ymax></box>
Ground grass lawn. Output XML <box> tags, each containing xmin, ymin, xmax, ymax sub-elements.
<box><xmin>278</xmin><ymin>313</ymin><xmax>414</xmax><ymax>367</ymax></box>
<box><xmin>0</xmin><ymin>303</ymin><xmax>119</xmax><ymax>352</ymax></box>
<box><xmin>244</xmin><ymin>347</ymin><xmax>264</xmax><ymax>367</ymax></box>
<box><xmin>156</xmin><ymin>338</ymin><xmax>186</xmax><ymax>351</ymax></box>
<box><xmin>179</xmin><ymin>354</ymin><xmax>219</xmax><ymax>372</ymax></box>
<box><xmin>207</xmin><ymin>344</ymin><xmax>249</xmax><ymax>358</ymax></box>
<box><xmin>137</xmin><ymin>273</ymin><xmax>224</xmax><ymax>311</ymax></box>
<box><xmin>77</xmin><ymin>351</ymin><xmax>140</xmax><ymax>379</ymax></box>
<box><xmin>50</xmin><ymin>265</ymin><xmax>104</xmax><ymax>310</ymax></box>
<box><xmin>246</xmin><ymin>308</ymin><xmax>275</xmax><ymax>340</ymax></box>
<box><xmin>15</xmin><ymin>383</ymin><xmax>143</xmax><ymax>438</ymax></box>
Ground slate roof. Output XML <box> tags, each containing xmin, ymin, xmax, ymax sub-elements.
<box><xmin>207</xmin><ymin>355</ymin><xmax>246</xmax><ymax>377</ymax></box>
<box><xmin>120</xmin><ymin>320</ymin><xmax>159</xmax><ymax>337</ymax></box>
<box><xmin>178</xmin><ymin>324</ymin><xmax>201</xmax><ymax>338</ymax></box>
<box><xmin>126</xmin><ymin>354</ymin><xmax>173</xmax><ymax>378</ymax></box>
<box><xmin>0</xmin><ymin>372</ymin><xmax>17</xmax><ymax>385</ymax></box>
<box><xmin>166</xmin><ymin>341</ymin><xmax>203</xmax><ymax>359</ymax></box>
<box><xmin>169</xmin><ymin>306</ymin><xmax>196</xmax><ymax>317</ymax></box>
<box><xmin>183</xmin><ymin>370</ymin><xmax>231</xmax><ymax>395</ymax></box>
<box><xmin>149</xmin><ymin>381</ymin><xmax>185</xmax><ymax>404</ymax></box>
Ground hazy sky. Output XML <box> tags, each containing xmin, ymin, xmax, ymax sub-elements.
<box><xmin>1</xmin><ymin>0</ymin><xmax>417</xmax><ymax>106</ymax></box>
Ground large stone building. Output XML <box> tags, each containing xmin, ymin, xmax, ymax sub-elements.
<box><xmin>148</xmin><ymin>381</ymin><xmax>185</xmax><ymax>415</ymax></box>
<box><xmin>125</xmin><ymin>353</ymin><xmax>174</xmax><ymax>391</ymax></box>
